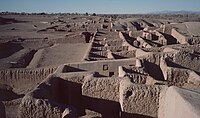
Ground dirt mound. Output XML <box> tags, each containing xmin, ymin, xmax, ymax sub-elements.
<box><xmin>113</xmin><ymin>18</ymin><xmax>156</xmax><ymax>31</ymax></box>
<box><xmin>0</xmin><ymin>17</ymin><xmax>26</xmax><ymax>25</ymax></box>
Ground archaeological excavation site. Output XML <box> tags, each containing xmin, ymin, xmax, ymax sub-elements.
<box><xmin>0</xmin><ymin>13</ymin><xmax>200</xmax><ymax>118</ymax></box>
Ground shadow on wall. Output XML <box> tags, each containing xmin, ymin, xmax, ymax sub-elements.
<box><xmin>57</xmin><ymin>79</ymin><xmax>85</xmax><ymax>116</ymax></box>
<box><xmin>160</xmin><ymin>32</ymin><xmax>178</xmax><ymax>45</ymax></box>
<box><xmin>34</xmin><ymin>77</ymin><xmax>156</xmax><ymax>118</ymax></box>
<box><xmin>144</xmin><ymin>60</ymin><xmax>164</xmax><ymax>81</ymax></box>
<box><xmin>89</xmin><ymin>52</ymin><xmax>106</xmax><ymax>58</ymax></box>
<box><xmin>81</xmin><ymin>32</ymin><xmax>92</xmax><ymax>43</ymax></box>
<box><xmin>165</xmin><ymin>59</ymin><xmax>187</xmax><ymax>69</ymax></box>
<box><xmin>82</xmin><ymin>96</ymin><xmax>121</xmax><ymax>118</ymax></box>
<box><xmin>60</xmin><ymin>79</ymin><xmax>155</xmax><ymax>117</ymax></box>
<box><xmin>95</xmin><ymin>33</ymin><xmax>104</xmax><ymax>37</ymax></box>
<box><xmin>121</xmin><ymin>32</ymin><xmax>134</xmax><ymax>44</ymax></box>
<box><xmin>11</xmin><ymin>50</ymin><xmax>37</xmax><ymax>68</ymax></box>
<box><xmin>63</xmin><ymin>66</ymin><xmax>86</xmax><ymax>73</ymax></box>
<box><xmin>92</xmin><ymin>42</ymin><xmax>104</xmax><ymax>47</ymax></box>
<box><xmin>112</xmin><ymin>53</ymin><xmax>126</xmax><ymax>59</ymax></box>
<box><xmin>0</xmin><ymin>41</ymin><xmax>24</xmax><ymax>59</ymax></box>
<box><xmin>0</xmin><ymin>89</ymin><xmax>24</xmax><ymax>101</ymax></box>
<box><xmin>36</xmin><ymin>77</ymin><xmax>85</xmax><ymax>116</ymax></box>
<box><xmin>82</xmin><ymin>96</ymin><xmax>153</xmax><ymax>118</ymax></box>
<box><xmin>97</xmin><ymin>31</ymin><xmax>106</xmax><ymax>35</ymax></box>
<box><xmin>122</xmin><ymin>112</ymin><xmax>153</xmax><ymax>118</ymax></box>
<box><xmin>0</xmin><ymin>101</ymin><xmax>6</xmax><ymax>118</ymax></box>
<box><xmin>90</xmin><ymin>48</ymin><xmax>101</xmax><ymax>52</ymax></box>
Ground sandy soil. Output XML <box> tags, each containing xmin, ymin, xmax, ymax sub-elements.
<box><xmin>28</xmin><ymin>43</ymin><xmax>89</xmax><ymax>68</ymax></box>
<box><xmin>173</xmin><ymin>22</ymin><xmax>200</xmax><ymax>37</ymax></box>
<box><xmin>184</xmin><ymin>22</ymin><xmax>200</xmax><ymax>36</ymax></box>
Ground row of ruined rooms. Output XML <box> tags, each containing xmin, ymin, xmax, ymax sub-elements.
<box><xmin>18</xmin><ymin>53</ymin><xmax>200</xmax><ymax>118</ymax></box>
<box><xmin>82</xmin><ymin>30</ymin><xmax>170</xmax><ymax>61</ymax></box>
<box><xmin>81</xmin><ymin>24</ymin><xmax>200</xmax><ymax>61</ymax></box>
<box><xmin>1</xmin><ymin>19</ymin><xmax>197</xmax><ymax>69</ymax></box>
<box><xmin>1</xmin><ymin>40</ymin><xmax>199</xmax><ymax>117</ymax></box>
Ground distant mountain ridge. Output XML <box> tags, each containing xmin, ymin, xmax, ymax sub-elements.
<box><xmin>150</xmin><ymin>10</ymin><xmax>200</xmax><ymax>14</ymax></box>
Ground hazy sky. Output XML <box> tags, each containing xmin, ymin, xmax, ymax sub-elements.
<box><xmin>0</xmin><ymin>0</ymin><xmax>200</xmax><ymax>14</ymax></box>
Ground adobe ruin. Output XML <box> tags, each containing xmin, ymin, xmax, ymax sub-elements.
<box><xmin>0</xmin><ymin>14</ymin><xmax>200</xmax><ymax>118</ymax></box>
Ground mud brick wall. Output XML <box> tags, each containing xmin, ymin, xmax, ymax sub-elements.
<box><xmin>0</xmin><ymin>66</ymin><xmax>57</xmax><ymax>87</ymax></box>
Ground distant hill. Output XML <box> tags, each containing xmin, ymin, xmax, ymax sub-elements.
<box><xmin>150</xmin><ymin>10</ymin><xmax>200</xmax><ymax>14</ymax></box>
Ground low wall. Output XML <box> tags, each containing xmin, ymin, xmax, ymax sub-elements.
<box><xmin>160</xmin><ymin>58</ymin><xmax>170</xmax><ymax>81</ymax></box>
<box><xmin>174</xmin><ymin>50</ymin><xmax>200</xmax><ymax>73</ymax></box>
<box><xmin>88</xmin><ymin>57</ymin><xmax>107</xmax><ymax>61</ymax></box>
<box><xmin>0</xmin><ymin>66</ymin><xmax>57</xmax><ymax>88</ymax></box>
<box><xmin>82</xmin><ymin>31</ymin><xmax>100</xmax><ymax>60</ymax></box>
<box><xmin>160</xmin><ymin>57</ymin><xmax>190</xmax><ymax>85</ymax></box>
<box><xmin>97</xmin><ymin>40</ymin><xmax>123</xmax><ymax>46</ymax></box>
<box><xmin>18</xmin><ymin>75</ymin><xmax>79</xmax><ymax>118</ymax></box>
<box><xmin>129</xmin><ymin>30</ymin><xmax>143</xmax><ymax>38</ymax></box>
<box><xmin>168</xmin><ymin>68</ymin><xmax>189</xmax><ymax>84</ymax></box>
<box><xmin>119</xmin><ymin>32</ymin><xmax>126</xmax><ymax>40</ymax></box>
<box><xmin>119</xmin><ymin>79</ymin><xmax>167</xmax><ymax>117</ymax></box>
<box><xmin>90</xmin><ymin>51</ymin><xmax>107</xmax><ymax>58</ymax></box>
<box><xmin>154</xmin><ymin>31</ymin><xmax>168</xmax><ymax>45</ymax></box>
<box><xmin>128</xmin><ymin>74</ymin><xmax>147</xmax><ymax>84</ymax></box>
<box><xmin>65</xmin><ymin>58</ymin><xmax>136</xmax><ymax>77</ymax></box>
<box><xmin>124</xmin><ymin>66</ymin><xmax>147</xmax><ymax>75</ymax></box>
<box><xmin>171</xmin><ymin>28</ymin><xmax>188</xmax><ymax>44</ymax></box>
<box><xmin>82</xmin><ymin>77</ymin><xmax>122</xmax><ymax>117</ymax></box>
<box><xmin>18</xmin><ymin>96</ymin><xmax>64</xmax><ymax>118</ymax></box>
<box><xmin>91</xmin><ymin>46</ymin><xmax>129</xmax><ymax>52</ymax></box>
<box><xmin>113</xmin><ymin>50</ymin><xmax>136</xmax><ymax>58</ymax></box>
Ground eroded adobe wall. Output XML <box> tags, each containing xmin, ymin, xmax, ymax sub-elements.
<box><xmin>163</xmin><ymin>24</ymin><xmax>173</xmax><ymax>35</ymax></box>
<box><xmin>65</xmin><ymin>59</ymin><xmax>136</xmax><ymax>77</ymax></box>
<box><xmin>97</xmin><ymin>40</ymin><xmax>124</xmax><ymax>46</ymax></box>
<box><xmin>18</xmin><ymin>73</ymin><xmax>86</xmax><ymax>118</ymax></box>
<box><xmin>159</xmin><ymin>56</ymin><xmax>200</xmax><ymax>87</ymax></box>
<box><xmin>167</xmin><ymin>68</ymin><xmax>189</xmax><ymax>85</ymax></box>
<box><xmin>18</xmin><ymin>96</ymin><xmax>64</xmax><ymax>118</ymax></box>
<box><xmin>160</xmin><ymin>57</ymin><xmax>190</xmax><ymax>85</ymax></box>
<box><xmin>89</xmin><ymin>51</ymin><xmax>107</xmax><ymax>58</ymax></box>
<box><xmin>18</xmin><ymin>70</ymin><xmax>171</xmax><ymax>118</ymax></box>
<box><xmin>171</xmin><ymin>28</ymin><xmax>188</xmax><ymax>44</ymax></box>
<box><xmin>0</xmin><ymin>66</ymin><xmax>57</xmax><ymax>89</ymax></box>
<box><xmin>91</xmin><ymin>46</ymin><xmax>129</xmax><ymax>52</ymax></box>
<box><xmin>174</xmin><ymin>50</ymin><xmax>200</xmax><ymax>73</ymax></box>
<box><xmin>129</xmin><ymin>30</ymin><xmax>143</xmax><ymax>38</ymax></box>
<box><xmin>119</xmin><ymin>79</ymin><xmax>167</xmax><ymax>118</ymax></box>
<box><xmin>82</xmin><ymin>77</ymin><xmax>122</xmax><ymax>117</ymax></box>
<box><xmin>113</xmin><ymin>50</ymin><xmax>136</xmax><ymax>58</ymax></box>
<box><xmin>160</xmin><ymin>57</ymin><xmax>169</xmax><ymax>81</ymax></box>
<box><xmin>128</xmin><ymin>74</ymin><xmax>147</xmax><ymax>84</ymax></box>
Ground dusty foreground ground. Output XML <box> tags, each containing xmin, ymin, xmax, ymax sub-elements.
<box><xmin>0</xmin><ymin>13</ymin><xmax>200</xmax><ymax>118</ymax></box>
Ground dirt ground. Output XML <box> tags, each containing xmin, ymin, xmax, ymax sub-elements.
<box><xmin>27</xmin><ymin>43</ymin><xmax>89</xmax><ymax>68</ymax></box>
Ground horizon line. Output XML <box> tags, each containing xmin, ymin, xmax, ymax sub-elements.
<box><xmin>1</xmin><ymin>10</ymin><xmax>200</xmax><ymax>15</ymax></box>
